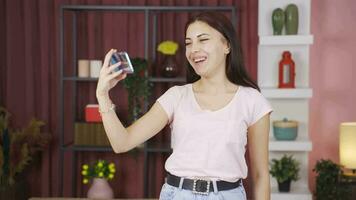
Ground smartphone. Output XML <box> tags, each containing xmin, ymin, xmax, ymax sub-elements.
<box><xmin>110</xmin><ymin>51</ymin><xmax>134</xmax><ymax>74</ymax></box>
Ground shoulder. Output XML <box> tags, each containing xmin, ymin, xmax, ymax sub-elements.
<box><xmin>238</xmin><ymin>86</ymin><xmax>263</xmax><ymax>99</ymax></box>
<box><xmin>156</xmin><ymin>84</ymin><xmax>191</xmax><ymax>119</ymax></box>
<box><xmin>238</xmin><ymin>86</ymin><xmax>272</xmax><ymax>126</ymax></box>
<box><xmin>158</xmin><ymin>84</ymin><xmax>191</xmax><ymax>104</ymax></box>
<box><xmin>238</xmin><ymin>86</ymin><xmax>270</xmax><ymax>107</ymax></box>
<box><xmin>165</xmin><ymin>84</ymin><xmax>191</xmax><ymax>96</ymax></box>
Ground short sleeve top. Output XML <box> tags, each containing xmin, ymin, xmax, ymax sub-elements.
<box><xmin>157</xmin><ymin>84</ymin><xmax>272</xmax><ymax>182</ymax></box>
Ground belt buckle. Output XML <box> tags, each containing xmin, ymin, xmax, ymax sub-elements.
<box><xmin>192</xmin><ymin>179</ymin><xmax>210</xmax><ymax>195</ymax></box>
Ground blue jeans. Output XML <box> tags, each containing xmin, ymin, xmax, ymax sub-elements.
<box><xmin>159</xmin><ymin>183</ymin><xmax>247</xmax><ymax>200</ymax></box>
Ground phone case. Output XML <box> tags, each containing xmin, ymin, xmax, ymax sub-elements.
<box><xmin>110</xmin><ymin>51</ymin><xmax>134</xmax><ymax>74</ymax></box>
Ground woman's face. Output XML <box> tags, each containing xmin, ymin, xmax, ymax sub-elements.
<box><xmin>185</xmin><ymin>21</ymin><xmax>229</xmax><ymax>78</ymax></box>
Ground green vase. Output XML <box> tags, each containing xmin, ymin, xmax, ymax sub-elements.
<box><xmin>285</xmin><ymin>4</ymin><xmax>299</xmax><ymax>35</ymax></box>
<box><xmin>272</xmin><ymin>8</ymin><xmax>285</xmax><ymax>35</ymax></box>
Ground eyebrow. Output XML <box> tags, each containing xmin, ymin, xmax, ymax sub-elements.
<box><xmin>185</xmin><ymin>33</ymin><xmax>210</xmax><ymax>40</ymax></box>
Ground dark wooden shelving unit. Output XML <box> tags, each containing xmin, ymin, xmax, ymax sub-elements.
<box><xmin>59</xmin><ymin>5</ymin><xmax>236</xmax><ymax>198</ymax></box>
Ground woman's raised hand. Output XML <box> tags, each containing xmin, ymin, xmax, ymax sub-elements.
<box><xmin>96</xmin><ymin>49</ymin><xmax>127</xmax><ymax>98</ymax></box>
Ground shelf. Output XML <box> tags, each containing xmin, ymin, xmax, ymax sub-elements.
<box><xmin>61</xmin><ymin>143</ymin><xmax>149</xmax><ymax>153</ymax></box>
<box><xmin>59</xmin><ymin>5</ymin><xmax>237</xmax><ymax>198</ymax></box>
<box><xmin>61</xmin><ymin>143</ymin><xmax>113</xmax><ymax>152</ymax></box>
<box><xmin>269</xmin><ymin>140</ymin><xmax>312</xmax><ymax>152</ymax></box>
<box><xmin>271</xmin><ymin>187</ymin><xmax>312</xmax><ymax>200</ymax></box>
<box><xmin>259</xmin><ymin>35</ymin><xmax>314</xmax><ymax>46</ymax></box>
<box><xmin>145</xmin><ymin>142</ymin><xmax>172</xmax><ymax>153</ymax></box>
<box><xmin>63</xmin><ymin>76</ymin><xmax>186</xmax><ymax>83</ymax></box>
<box><xmin>63</xmin><ymin>140</ymin><xmax>313</xmax><ymax>153</ymax></box>
<box><xmin>258</xmin><ymin>0</ymin><xmax>313</xmax><ymax>198</ymax></box>
<box><xmin>149</xmin><ymin>77</ymin><xmax>186</xmax><ymax>83</ymax></box>
<box><xmin>63</xmin><ymin>77</ymin><xmax>98</xmax><ymax>81</ymax></box>
<box><xmin>261</xmin><ymin>88</ymin><xmax>312</xmax><ymax>99</ymax></box>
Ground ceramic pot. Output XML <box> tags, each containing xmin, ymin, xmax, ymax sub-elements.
<box><xmin>273</xmin><ymin>118</ymin><xmax>298</xmax><ymax>140</ymax></box>
<box><xmin>272</xmin><ymin>8</ymin><xmax>285</xmax><ymax>35</ymax></box>
<box><xmin>161</xmin><ymin>55</ymin><xmax>178</xmax><ymax>77</ymax></box>
<box><xmin>285</xmin><ymin>4</ymin><xmax>299</xmax><ymax>35</ymax></box>
<box><xmin>87</xmin><ymin>178</ymin><xmax>114</xmax><ymax>199</ymax></box>
<box><xmin>278</xmin><ymin>179</ymin><xmax>291</xmax><ymax>192</ymax></box>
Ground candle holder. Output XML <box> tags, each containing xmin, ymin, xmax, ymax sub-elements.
<box><xmin>278</xmin><ymin>51</ymin><xmax>295</xmax><ymax>88</ymax></box>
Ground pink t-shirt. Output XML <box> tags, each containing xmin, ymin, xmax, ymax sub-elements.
<box><xmin>157</xmin><ymin>84</ymin><xmax>272</xmax><ymax>182</ymax></box>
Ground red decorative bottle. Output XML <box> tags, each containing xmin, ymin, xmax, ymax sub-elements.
<box><xmin>278</xmin><ymin>51</ymin><xmax>295</xmax><ymax>88</ymax></box>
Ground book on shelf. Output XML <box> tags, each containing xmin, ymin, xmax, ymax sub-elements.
<box><xmin>74</xmin><ymin>122</ymin><xmax>110</xmax><ymax>146</ymax></box>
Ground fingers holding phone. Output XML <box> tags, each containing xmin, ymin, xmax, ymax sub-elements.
<box><xmin>96</xmin><ymin>49</ymin><xmax>132</xmax><ymax>98</ymax></box>
<box><xmin>110</xmin><ymin>51</ymin><xmax>134</xmax><ymax>74</ymax></box>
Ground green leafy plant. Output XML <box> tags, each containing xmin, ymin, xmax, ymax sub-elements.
<box><xmin>313</xmin><ymin>159</ymin><xmax>351</xmax><ymax>200</ymax></box>
<box><xmin>0</xmin><ymin>107</ymin><xmax>51</xmax><ymax>186</ymax></box>
<box><xmin>81</xmin><ymin>159</ymin><xmax>116</xmax><ymax>184</ymax></box>
<box><xmin>122</xmin><ymin>57</ymin><xmax>152</xmax><ymax>123</ymax></box>
<box><xmin>270</xmin><ymin>154</ymin><xmax>300</xmax><ymax>183</ymax></box>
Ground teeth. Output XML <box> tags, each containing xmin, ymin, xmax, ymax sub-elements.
<box><xmin>193</xmin><ymin>57</ymin><xmax>206</xmax><ymax>63</ymax></box>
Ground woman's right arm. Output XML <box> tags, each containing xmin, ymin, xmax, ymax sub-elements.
<box><xmin>96</xmin><ymin>49</ymin><xmax>169</xmax><ymax>153</ymax></box>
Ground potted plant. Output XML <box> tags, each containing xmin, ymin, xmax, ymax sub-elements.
<box><xmin>81</xmin><ymin>159</ymin><xmax>116</xmax><ymax>199</ymax></box>
<box><xmin>122</xmin><ymin>57</ymin><xmax>151</xmax><ymax>124</ymax></box>
<box><xmin>270</xmin><ymin>154</ymin><xmax>300</xmax><ymax>192</ymax></box>
<box><xmin>0</xmin><ymin>107</ymin><xmax>51</xmax><ymax>199</ymax></box>
<box><xmin>313</xmin><ymin>159</ymin><xmax>351</xmax><ymax>200</ymax></box>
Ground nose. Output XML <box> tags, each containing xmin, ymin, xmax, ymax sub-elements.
<box><xmin>191</xmin><ymin>42</ymin><xmax>200</xmax><ymax>53</ymax></box>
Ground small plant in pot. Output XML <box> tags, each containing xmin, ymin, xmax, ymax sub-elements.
<box><xmin>313</xmin><ymin>159</ymin><xmax>351</xmax><ymax>200</ymax></box>
<box><xmin>270</xmin><ymin>154</ymin><xmax>300</xmax><ymax>192</ymax></box>
<box><xmin>0</xmin><ymin>107</ymin><xmax>51</xmax><ymax>199</ymax></box>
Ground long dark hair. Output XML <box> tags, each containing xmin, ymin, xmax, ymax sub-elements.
<box><xmin>185</xmin><ymin>11</ymin><xmax>260</xmax><ymax>91</ymax></box>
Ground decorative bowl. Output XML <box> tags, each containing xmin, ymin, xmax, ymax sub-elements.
<box><xmin>273</xmin><ymin>118</ymin><xmax>298</xmax><ymax>140</ymax></box>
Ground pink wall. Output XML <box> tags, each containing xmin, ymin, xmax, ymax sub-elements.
<box><xmin>309</xmin><ymin>0</ymin><xmax>356</xmax><ymax>192</ymax></box>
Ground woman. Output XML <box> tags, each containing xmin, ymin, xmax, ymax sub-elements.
<box><xmin>96</xmin><ymin>12</ymin><xmax>272</xmax><ymax>200</ymax></box>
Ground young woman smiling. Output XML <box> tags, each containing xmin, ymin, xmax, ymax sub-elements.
<box><xmin>96</xmin><ymin>11</ymin><xmax>272</xmax><ymax>200</ymax></box>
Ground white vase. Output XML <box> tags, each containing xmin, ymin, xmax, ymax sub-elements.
<box><xmin>87</xmin><ymin>178</ymin><xmax>114</xmax><ymax>199</ymax></box>
<box><xmin>78</xmin><ymin>59</ymin><xmax>90</xmax><ymax>77</ymax></box>
<box><xmin>90</xmin><ymin>60</ymin><xmax>102</xmax><ymax>78</ymax></box>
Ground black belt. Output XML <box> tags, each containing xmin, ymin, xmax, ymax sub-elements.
<box><xmin>166</xmin><ymin>173</ymin><xmax>242</xmax><ymax>195</ymax></box>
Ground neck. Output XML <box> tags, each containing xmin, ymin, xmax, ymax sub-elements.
<box><xmin>195</xmin><ymin>76</ymin><xmax>236</xmax><ymax>94</ymax></box>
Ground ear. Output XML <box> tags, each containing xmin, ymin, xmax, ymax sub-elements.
<box><xmin>220</xmin><ymin>36</ymin><xmax>230</xmax><ymax>54</ymax></box>
<box><xmin>224</xmin><ymin>42</ymin><xmax>231</xmax><ymax>54</ymax></box>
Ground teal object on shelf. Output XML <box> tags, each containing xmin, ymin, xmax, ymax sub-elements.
<box><xmin>273</xmin><ymin>126</ymin><xmax>298</xmax><ymax>140</ymax></box>
<box><xmin>273</xmin><ymin>118</ymin><xmax>298</xmax><ymax>140</ymax></box>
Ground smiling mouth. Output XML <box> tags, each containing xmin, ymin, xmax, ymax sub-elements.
<box><xmin>193</xmin><ymin>57</ymin><xmax>207</xmax><ymax>64</ymax></box>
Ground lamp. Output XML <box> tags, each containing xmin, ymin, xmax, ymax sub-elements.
<box><xmin>340</xmin><ymin>122</ymin><xmax>356</xmax><ymax>176</ymax></box>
